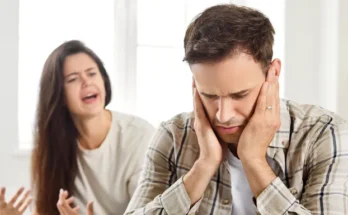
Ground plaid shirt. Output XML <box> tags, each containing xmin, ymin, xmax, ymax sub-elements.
<box><xmin>125</xmin><ymin>99</ymin><xmax>348</xmax><ymax>215</ymax></box>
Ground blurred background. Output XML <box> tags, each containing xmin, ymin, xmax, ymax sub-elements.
<box><xmin>0</xmin><ymin>0</ymin><xmax>347</xmax><ymax>208</ymax></box>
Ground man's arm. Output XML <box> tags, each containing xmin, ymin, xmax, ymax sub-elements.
<box><xmin>124</xmin><ymin>123</ymin><xmax>203</xmax><ymax>215</ymax></box>
<box><xmin>125</xmin><ymin>88</ymin><xmax>225</xmax><ymax>215</ymax></box>
<box><xmin>249</xmin><ymin>121</ymin><xmax>348</xmax><ymax>215</ymax></box>
<box><xmin>298</xmin><ymin>121</ymin><xmax>348</xmax><ymax>214</ymax></box>
<box><xmin>236</xmin><ymin>68</ymin><xmax>347</xmax><ymax>214</ymax></box>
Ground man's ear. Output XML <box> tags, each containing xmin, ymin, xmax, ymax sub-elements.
<box><xmin>270</xmin><ymin>58</ymin><xmax>282</xmax><ymax>78</ymax></box>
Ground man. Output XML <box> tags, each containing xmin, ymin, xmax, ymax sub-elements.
<box><xmin>125</xmin><ymin>4</ymin><xmax>348</xmax><ymax>215</ymax></box>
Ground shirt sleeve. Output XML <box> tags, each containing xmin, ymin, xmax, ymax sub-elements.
<box><xmin>256</xmin><ymin>121</ymin><xmax>348</xmax><ymax>215</ymax></box>
<box><xmin>125</xmin><ymin>123</ymin><xmax>201</xmax><ymax>215</ymax></box>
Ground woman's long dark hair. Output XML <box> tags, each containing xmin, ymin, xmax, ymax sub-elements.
<box><xmin>31</xmin><ymin>40</ymin><xmax>112</xmax><ymax>214</ymax></box>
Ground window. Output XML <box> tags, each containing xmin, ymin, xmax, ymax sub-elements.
<box><xmin>135</xmin><ymin>0</ymin><xmax>234</xmax><ymax>127</ymax></box>
<box><xmin>17</xmin><ymin>0</ymin><xmax>285</xmax><ymax>149</ymax></box>
<box><xmin>18</xmin><ymin>0</ymin><xmax>116</xmax><ymax>149</ymax></box>
<box><xmin>135</xmin><ymin>0</ymin><xmax>285</xmax><ymax>127</ymax></box>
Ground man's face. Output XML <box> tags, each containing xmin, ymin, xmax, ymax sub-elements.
<box><xmin>191</xmin><ymin>53</ymin><xmax>268</xmax><ymax>144</ymax></box>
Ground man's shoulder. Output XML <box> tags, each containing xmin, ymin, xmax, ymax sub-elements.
<box><xmin>157</xmin><ymin>112</ymin><xmax>198</xmax><ymax>151</ymax></box>
<box><xmin>150</xmin><ymin>112</ymin><xmax>199</xmax><ymax>168</ymax></box>
<box><xmin>160</xmin><ymin>111</ymin><xmax>195</xmax><ymax>132</ymax></box>
<box><xmin>285</xmin><ymin>99</ymin><xmax>347</xmax><ymax>127</ymax></box>
<box><xmin>282</xmin><ymin>99</ymin><xmax>348</xmax><ymax>151</ymax></box>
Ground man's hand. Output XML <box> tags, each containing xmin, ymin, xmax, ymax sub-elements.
<box><xmin>57</xmin><ymin>189</ymin><xmax>93</xmax><ymax>215</ymax></box>
<box><xmin>193</xmin><ymin>87</ymin><xmax>227</xmax><ymax>171</ymax></box>
<box><xmin>0</xmin><ymin>187</ymin><xmax>32</xmax><ymax>215</ymax></box>
<box><xmin>183</xmin><ymin>84</ymin><xmax>227</xmax><ymax>205</ymax></box>
<box><xmin>238</xmin><ymin>67</ymin><xmax>280</xmax><ymax>160</ymax></box>
<box><xmin>237</xmin><ymin>67</ymin><xmax>280</xmax><ymax>197</ymax></box>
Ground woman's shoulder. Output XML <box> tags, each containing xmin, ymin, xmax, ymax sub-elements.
<box><xmin>108</xmin><ymin>110</ymin><xmax>156</xmax><ymax>150</ymax></box>
<box><xmin>109</xmin><ymin>110</ymin><xmax>156</xmax><ymax>133</ymax></box>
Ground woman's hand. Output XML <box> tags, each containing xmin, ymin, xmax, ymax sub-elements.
<box><xmin>57</xmin><ymin>189</ymin><xmax>93</xmax><ymax>215</ymax></box>
<box><xmin>0</xmin><ymin>187</ymin><xmax>32</xmax><ymax>215</ymax></box>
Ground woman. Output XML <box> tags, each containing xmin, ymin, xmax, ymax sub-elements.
<box><xmin>29</xmin><ymin>40</ymin><xmax>155</xmax><ymax>214</ymax></box>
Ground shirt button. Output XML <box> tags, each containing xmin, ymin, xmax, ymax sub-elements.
<box><xmin>290</xmin><ymin>187</ymin><xmax>298</xmax><ymax>195</ymax></box>
<box><xmin>222</xmin><ymin>199</ymin><xmax>230</xmax><ymax>205</ymax></box>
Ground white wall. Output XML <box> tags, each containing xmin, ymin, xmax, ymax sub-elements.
<box><xmin>284</xmin><ymin>0</ymin><xmax>321</xmax><ymax>106</ymax></box>
<box><xmin>337</xmin><ymin>0</ymin><xmax>348</xmax><ymax>120</ymax></box>
<box><xmin>0</xmin><ymin>0</ymin><xmax>347</xmax><ymax>198</ymax></box>
<box><xmin>284</xmin><ymin>0</ymin><xmax>347</xmax><ymax>120</ymax></box>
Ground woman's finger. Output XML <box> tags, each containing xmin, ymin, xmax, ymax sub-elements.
<box><xmin>66</xmin><ymin>196</ymin><xmax>74</xmax><ymax>205</ymax></box>
<box><xmin>14</xmin><ymin>189</ymin><xmax>31</xmax><ymax>209</ymax></box>
<box><xmin>18</xmin><ymin>197</ymin><xmax>32</xmax><ymax>214</ymax></box>
<box><xmin>72</xmin><ymin>205</ymin><xmax>80</xmax><ymax>213</ymax></box>
<box><xmin>57</xmin><ymin>189</ymin><xmax>69</xmax><ymax>215</ymax></box>
<box><xmin>57</xmin><ymin>199</ymin><xmax>67</xmax><ymax>215</ymax></box>
<box><xmin>0</xmin><ymin>187</ymin><xmax>6</xmax><ymax>204</ymax></box>
<box><xmin>8</xmin><ymin>187</ymin><xmax>24</xmax><ymax>207</ymax></box>
<box><xmin>87</xmin><ymin>201</ymin><xmax>94</xmax><ymax>215</ymax></box>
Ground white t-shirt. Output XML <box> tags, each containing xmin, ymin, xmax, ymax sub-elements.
<box><xmin>73</xmin><ymin>110</ymin><xmax>156</xmax><ymax>215</ymax></box>
<box><xmin>227</xmin><ymin>151</ymin><xmax>257</xmax><ymax>215</ymax></box>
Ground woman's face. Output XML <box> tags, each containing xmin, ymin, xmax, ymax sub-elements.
<box><xmin>63</xmin><ymin>52</ymin><xmax>106</xmax><ymax>118</ymax></box>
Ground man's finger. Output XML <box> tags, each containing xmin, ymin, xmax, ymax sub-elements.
<box><xmin>193</xmin><ymin>88</ymin><xmax>207</xmax><ymax>123</ymax></box>
<box><xmin>8</xmin><ymin>187</ymin><xmax>24</xmax><ymax>207</ymax></box>
<box><xmin>87</xmin><ymin>201</ymin><xmax>94</xmax><ymax>215</ymax></box>
<box><xmin>267</xmin><ymin>81</ymin><xmax>277</xmax><ymax>114</ymax></box>
<box><xmin>256</xmin><ymin>82</ymin><xmax>269</xmax><ymax>113</ymax></box>
<box><xmin>192</xmin><ymin>77</ymin><xmax>196</xmax><ymax>95</ymax></box>
<box><xmin>266</xmin><ymin>66</ymin><xmax>280</xmax><ymax>113</ymax></box>
<box><xmin>266</xmin><ymin>67</ymin><xmax>276</xmax><ymax>83</ymax></box>
<box><xmin>275</xmin><ymin>76</ymin><xmax>280</xmax><ymax>115</ymax></box>
<box><xmin>14</xmin><ymin>189</ymin><xmax>31</xmax><ymax>209</ymax></box>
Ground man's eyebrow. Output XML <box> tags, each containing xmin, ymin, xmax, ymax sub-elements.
<box><xmin>200</xmin><ymin>89</ymin><xmax>250</xmax><ymax>97</ymax></box>
<box><xmin>230</xmin><ymin>89</ymin><xmax>250</xmax><ymax>96</ymax></box>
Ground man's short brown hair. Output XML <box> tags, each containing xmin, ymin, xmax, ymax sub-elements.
<box><xmin>183</xmin><ymin>4</ymin><xmax>275</xmax><ymax>71</ymax></box>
